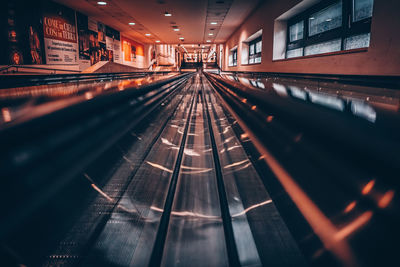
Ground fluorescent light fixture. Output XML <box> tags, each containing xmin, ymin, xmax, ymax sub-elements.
<box><xmin>97</xmin><ymin>1</ymin><xmax>107</xmax><ymax>5</ymax></box>
<box><xmin>145</xmin><ymin>33</ymin><xmax>151</xmax><ymax>36</ymax></box>
<box><xmin>173</xmin><ymin>28</ymin><xmax>180</xmax><ymax>31</ymax></box>
<box><xmin>211</xmin><ymin>22</ymin><xmax>217</xmax><ymax>25</ymax></box>
<box><xmin>179</xmin><ymin>37</ymin><xmax>184</xmax><ymax>40</ymax></box>
<box><xmin>156</xmin><ymin>40</ymin><xmax>161</xmax><ymax>43</ymax></box>
<box><xmin>208</xmin><ymin>33</ymin><xmax>213</xmax><ymax>36</ymax></box>
<box><xmin>164</xmin><ymin>12</ymin><xmax>172</xmax><ymax>16</ymax></box>
<box><xmin>128</xmin><ymin>22</ymin><xmax>135</xmax><ymax>25</ymax></box>
<box><xmin>206</xmin><ymin>40</ymin><xmax>211</xmax><ymax>42</ymax></box>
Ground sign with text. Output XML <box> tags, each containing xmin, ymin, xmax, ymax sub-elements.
<box><xmin>43</xmin><ymin>2</ymin><xmax>78</xmax><ymax>64</ymax></box>
<box><xmin>44</xmin><ymin>39</ymin><xmax>78</xmax><ymax>64</ymax></box>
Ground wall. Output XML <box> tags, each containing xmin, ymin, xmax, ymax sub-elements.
<box><xmin>0</xmin><ymin>0</ymin><xmax>148</xmax><ymax>72</ymax></box>
<box><xmin>223</xmin><ymin>0</ymin><xmax>400</xmax><ymax>76</ymax></box>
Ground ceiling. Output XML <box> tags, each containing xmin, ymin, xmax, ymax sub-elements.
<box><xmin>177</xmin><ymin>44</ymin><xmax>215</xmax><ymax>54</ymax></box>
<box><xmin>53</xmin><ymin>0</ymin><xmax>261</xmax><ymax>44</ymax></box>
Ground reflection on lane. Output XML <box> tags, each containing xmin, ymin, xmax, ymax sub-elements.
<box><xmin>146</xmin><ymin>161</ymin><xmax>173</xmax><ymax>173</ymax></box>
<box><xmin>1</xmin><ymin>107</ymin><xmax>11</xmax><ymax>122</ymax></box>
<box><xmin>79</xmin><ymin>79</ymin><xmax>196</xmax><ymax>267</ymax></box>
<box><xmin>162</xmin><ymin>74</ymin><xmax>229</xmax><ymax>267</ymax></box>
<box><xmin>223</xmin><ymin>159</ymin><xmax>250</xmax><ymax>169</ymax></box>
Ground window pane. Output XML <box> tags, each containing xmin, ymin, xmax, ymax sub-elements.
<box><xmin>250</xmin><ymin>44</ymin><xmax>255</xmax><ymax>55</ymax></box>
<box><xmin>228</xmin><ymin>55</ymin><xmax>233</xmax><ymax>66</ymax></box>
<box><xmin>255</xmin><ymin>57</ymin><xmax>261</xmax><ymax>63</ymax></box>
<box><xmin>289</xmin><ymin>21</ymin><xmax>304</xmax><ymax>42</ymax></box>
<box><xmin>344</xmin><ymin>33</ymin><xmax>370</xmax><ymax>50</ymax></box>
<box><xmin>249</xmin><ymin>58</ymin><xmax>255</xmax><ymax>64</ymax></box>
<box><xmin>309</xmin><ymin>1</ymin><xmax>342</xmax><ymax>36</ymax></box>
<box><xmin>304</xmin><ymin>39</ymin><xmax>341</xmax><ymax>56</ymax></box>
<box><xmin>256</xmin><ymin>41</ymin><xmax>262</xmax><ymax>53</ymax></box>
<box><xmin>353</xmin><ymin>0</ymin><xmax>374</xmax><ymax>22</ymax></box>
<box><xmin>286</xmin><ymin>48</ymin><xmax>303</xmax><ymax>58</ymax></box>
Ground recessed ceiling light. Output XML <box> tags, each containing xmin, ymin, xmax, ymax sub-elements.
<box><xmin>156</xmin><ymin>40</ymin><xmax>161</xmax><ymax>43</ymax></box>
<box><xmin>208</xmin><ymin>33</ymin><xmax>213</xmax><ymax>36</ymax></box>
<box><xmin>173</xmin><ymin>28</ymin><xmax>180</xmax><ymax>31</ymax></box>
<box><xmin>128</xmin><ymin>22</ymin><xmax>135</xmax><ymax>25</ymax></box>
<box><xmin>179</xmin><ymin>37</ymin><xmax>184</xmax><ymax>40</ymax></box>
<box><xmin>145</xmin><ymin>33</ymin><xmax>151</xmax><ymax>36</ymax></box>
<box><xmin>97</xmin><ymin>1</ymin><xmax>107</xmax><ymax>5</ymax></box>
<box><xmin>164</xmin><ymin>12</ymin><xmax>172</xmax><ymax>16</ymax></box>
<box><xmin>210</xmin><ymin>22</ymin><xmax>217</xmax><ymax>25</ymax></box>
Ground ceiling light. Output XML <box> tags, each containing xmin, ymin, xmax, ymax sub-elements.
<box><xmin>145</xmin><ymin>33</ymin><xmax>151</xmax><ymax>36</ymax></box>
<box><xmin>97</xmin><ymin>1</ymin><xmax>107</xmax><ymax>5</ymax></box>
<box><xmin>211</xmin><ymin>22</ymin><xmax>217</xmax><ymax>25</ymax></box>
<box><xmin>208</xmin><ymin>33</ymin><xmax>213</xmax><ymax>36</ymax></box>
<box><xmin>179</xmin><ymin>37</ymin><xmax>184</xmax><ymax>40</ymax></box>
<box><xmin>206</xmin><ymin>40</ymin><xmax>211</xmax><ymax>42</ymax></box>
<box><xmin>326</xmin><ymin>18</ymin><xmax>332</xmax><ymax>22</ymax></box>
<box><xmin>128</xmin><ymin>22</ymin><xmax>135</xmax><ymax>25</ymax></box>
<box><xmin>173</xmin><ymin>28</ymin><xmax>180</xmax><ymax>31</ymax></box>
<box><xmin>156</xmin><ymin>40</ymin><xmax>161</xmax><ymax>43</ymax></box>
<box><xmin>164</xmin><ymin>12</ymin><xmax>172</xmax><ymax>16</ymax></box>
<box><xmin>310</xmin><ymin>17</ymin><xmax>315</xmax><ymax>20</ymax></box>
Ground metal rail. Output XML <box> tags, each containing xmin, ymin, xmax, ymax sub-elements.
<box><xmin>0</xmin><ymin>73</ymin><xmax>193</xmax><ymax>239</ymax></box>
<box><xmin>0</xmin><ymin>71</ymin><xmax>176</xmax><ymax>89</ymax></box>
<box><xmin>204</xmin><ymin>71</ymin><xmax>400</xmax><ymax>267</ymax></box>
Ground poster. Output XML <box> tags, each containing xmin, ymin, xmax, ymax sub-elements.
<box><xmin>97</xmin><ymin>22</ymin><xmax>106</xmax><ymax>44</ymax></box>
<box><xmin>78</xmin><ymin>15</ymin><xmax>100</xmax><ymax>65</ymax></box>
<box><xmin>77</xmin><ymin>15</ymin><xmax>119</xmax><ymax>65</ymax></box>
<box><xmin>42</xmin><ymin>2</ymin><xmax>78</xmax><ymax>64</ymax></box>
<box><xmin>113</xmin><ymin>40</ymin><xmax>121</xmax><ymax>64</ymax></box>
<box><xmin>88</xmin><ymin>18</ymin><xmax>98</xmax><ymax>32</ymax></box>
<box><xmin>2</xmin><ymin>0</ymin><xmax>45</xmax><ymax>65</ymax></box>
<box><xmin>77</xmin><ymin>12</ymin><xmax>90</xmax><ymax>61</ymax></box>
<box><xmin>121</xmin><ymin>35</ymin><xmax>144</xmax><ymax>67</ymax></box>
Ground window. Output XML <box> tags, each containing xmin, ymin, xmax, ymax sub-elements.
<box><xmin>229</xmin><ymin>48</ymin><xmax>237</xmax><ymax>66</ymax></box>
<box><xmin>286</xmin><ymin>0</ymin><xmax>374</xmax><ymax>59</ymax></box>
<box><xmin>305</xmin><ymin>38</ymin><xmax>342</xmax><ymax>56</ymax></box>
<box><xmin>353</xmin><ymin>0</ymin><xmax>374</xmax><ymax>22</ymax></box>
<box><xmin>248</xmin><ymin>37</ymin><xmax>262</xmax><ymax>64</ymax></box>
<box><xmin>289</xmin><ymin>21</ymin><xmax>304</xmax><ymax>42</ymax></box>
<box><xmin>344</xmin><ymin>33</ymin><xmax>370</xmax><ymax>50</ymax></box>
<box><xmin>309</xmin><ymin>1</ymin><xmax>342</xmax><ymax>36</ymax></box>
<box><xmin>287</xmin><ymin>48</ymin><xmax>304</xmax><ymax>58</ymax></box>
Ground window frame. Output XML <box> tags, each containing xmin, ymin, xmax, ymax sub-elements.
<box><xmin>231</xmin><ymin>48</ymin><xmax>237</xmax><ymax>66</ymax></box>
<box><xmin>248</xmin><ymin>36</ymin><xmax>262</xmax><ymax>65</ymax></box>
<box><xmin>286</xmin><ymin>0</ymin><xmax>373</xmax><ymax>58</ymax></box>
